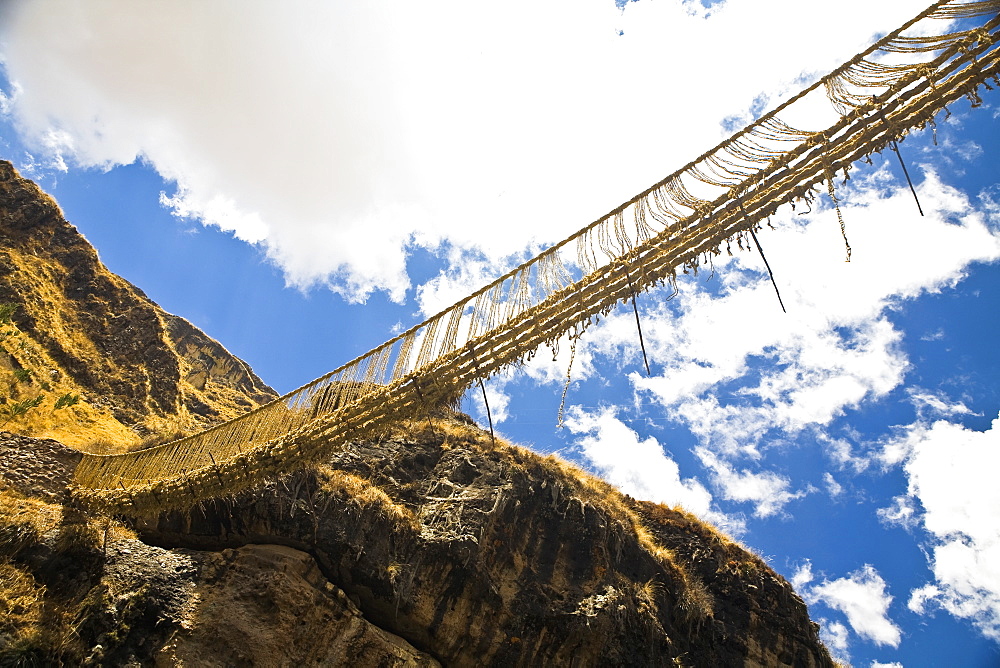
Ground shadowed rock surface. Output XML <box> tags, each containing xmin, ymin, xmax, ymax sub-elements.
<box><xmin>2</xmin><ymin>421</ymin><xmax>833</xmax><ymax>666</ymax></box>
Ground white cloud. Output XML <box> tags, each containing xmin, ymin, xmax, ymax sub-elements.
<box><xmin>0</xmin><ymin>0</ymin><xmax>938</xmax><ymax>300</ymax></box>
<box><xmin>562</xmin><ymin>405</ymin><xmax>739</xmax><ymax>531</ymax></box>
<box><xmin>877</xmin><ymin>495</ymin><xmax>919</xmax><ymax>531</ymax></box>
<box><xmin>818</xmin><ymin>618</ymin><xmax>851</xmax><ymax>665</ymax></box>
<box><xmin>919</xmin><ymin>328</ymin><xmax>945</xmax><ymax>341</ymax></box>
<box><xmin>798</xmin><ymin>561</ymin><xmax>905</xmax><ymax>663</ymax></box>
<box><xmin>819</xmin><ymin>432</ymin><xmax>873</xmax><ymax>474</ymax></box>
<box><xmin>908</xmin><ymin>390</ymin><xmax>974</xmax><ymax>419</ymax></box>
<box><xmin>0</xmin><ymin>80</ymin><xmax>15</xmax><ymax>115</ymax></box>
<box><xmin>890</xmin><ymin>413</ymin><xmax>1000</xmax><ymax>640</ymax></box>
<box><xmin>791</xmin><ymin>560</ymin><xmax>815</xmax><ymax>590</ymax></box>
<box><xmin>806</xmin><ymin>565</ymin><xmax>903</xmax><ymax>648</ymax></box>
<box><xmin>870</xmin><ymin>662</ymin><xmax>903</xmax><ymax>668</ymax></box>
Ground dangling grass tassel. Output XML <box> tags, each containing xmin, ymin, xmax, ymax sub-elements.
<box><xmin>826</xmin><ymin>174</ymin><xmax>853</xmax><ymax>262</ymax></box>
<box><xmin>557</xmin><ymin>335</ymin><xmax>579</xmax><ymax>429</ymax></box>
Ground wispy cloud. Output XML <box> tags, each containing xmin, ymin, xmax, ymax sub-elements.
<box><xmin>818</xmin><ymin>432</ymin><xmax>874</xmax><ymax>474</ymax></box>
<box><xmin>908</xmin><ymin>389</ymin><xmax>974</xmax><ymax>419</ymax></box>
<box><xmin>877</xmin><ymin>495</ymin><xmax>920</xmax><ymax>531</ymax></box>
<box><xmin>694</xmin><ymin>446</ymin><xmax>805</xmax><ymax>518</ymax></box>
<box><xmin>823</xmin><ymin>472</ymin><xmax>843</xmax><ymax>498</ymax></box>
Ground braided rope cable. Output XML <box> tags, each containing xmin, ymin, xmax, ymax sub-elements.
<box><xmin>72</xmin><ymin>0</ymin><xmax>1000</xmax><ymax>514</ymax></box>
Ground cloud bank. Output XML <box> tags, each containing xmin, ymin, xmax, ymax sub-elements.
<box><xmin>0</xmin><ymin>0</ymin><xmax>935</xmax><ymax>301</ymax></box>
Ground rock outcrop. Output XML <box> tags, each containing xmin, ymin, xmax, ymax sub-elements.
<box><xmin>0</xmin><ymin>432</ymin><xmax>439</xmax><ymax>666</ymax></box>
<box><xmin>2</xmin><ymin>421</ymin><xmax>833</xmax><ymax>666</ymax></box>
<box><xmin>143</xmin><ymin>413</ymin><xmax>832</xmax><ymax>667</ymax></box>
<box><xmin>0</xmin><ymin>160</ymin><xmax>276</xmax><ymax>447</ymax></box>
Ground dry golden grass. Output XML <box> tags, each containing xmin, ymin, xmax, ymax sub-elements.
<box><xmin>632</xmin><ymin>578</ymin><xmax>661</xmax><ymax>616</ymax></box>
<box><xmin>78</xmin><ymin>437</ymin><xmax>125</xmax><ymax>456</ymax></box>
<box><xmin>0</xmin><ymin>486</ymin><xmax>62</xmax><ymax>539</ymax></box>
<box><xmin>315</xmin><ymin>465</ymin><xmax>418</xmax><ymax>529</ymax></box>
<box><xmin>0</xmin><ymin>486</ymin><xmax>90</xmax><ymax>663</ymax></box>
<box><xmin>0</xmin><ymin>560</ymin><xmax>46</xmax><ymax>646</ymax></box>
<box><xmin>0</xmin><ymin>297</ymin><xmax>141</xmax><ymax>449</ymax></box>
<box><xmin>0</xmin><ymin>485</ymin><xmax>126</xmax><ymax>558</ymax></box>
<box><xmin>103</xmin><ymin>521</ymin><xmax>138</xmax><ymax>543</ymax></box>
<box><xmin>53</xmin><ymin>520</ymin><xmax>102</xmax><ymax>556</ymax></box>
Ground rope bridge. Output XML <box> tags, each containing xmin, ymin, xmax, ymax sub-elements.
<box><xmin>73</xmin><ymin>0</ymin><xmax>1000</xmax><ymax>514</ymax></box>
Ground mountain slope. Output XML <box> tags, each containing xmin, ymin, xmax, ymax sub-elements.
<box><xmin>0</xmin><ymin>160</ymin><xmax>276</xmax><ymax>448</ymax></box>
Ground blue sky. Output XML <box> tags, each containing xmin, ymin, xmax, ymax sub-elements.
<box><xmin>2</xmin><ymin>1</ymin><xmax>999</xmax><ymax>665</ymax></box>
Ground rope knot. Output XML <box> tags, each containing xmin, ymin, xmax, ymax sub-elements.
<box><xmin>916</xmin><ymin>64</ymin><xmax>938</xmax><ymax>89</ymax></box>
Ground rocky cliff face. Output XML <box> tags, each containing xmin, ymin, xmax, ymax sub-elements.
<box><xmin>144</xmin><ymin>413</ymin><xmax>832</xmax><ymax>667</ymax></box>
<box><xmin>0</xmin><ymin>160</ymin><xmax>276</xmax><ymax>447</ymax></box>
<box><xmin>0</xmin><ymin>163</ymin><xmax>834</xmax><ymax>666</ymax></box>
<box><xmin>1</xmin><ymin>418</ymin><xmax>833</xmax><ymax>667</ymax></box>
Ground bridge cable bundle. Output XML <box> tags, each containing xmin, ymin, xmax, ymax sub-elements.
<box><xmin>72</xmin><ymin>0</ymin><xmax>1000</xmax><ymax>514</ymax></box>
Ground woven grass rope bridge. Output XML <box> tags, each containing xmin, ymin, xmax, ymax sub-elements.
<box><xmin>73</xmin><ymin>0</ymin><xmax>1000</xmax><ymax>514</ymax></box>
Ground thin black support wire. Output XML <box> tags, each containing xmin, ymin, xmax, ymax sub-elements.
<box><xmin>889</xmin><ymin>140</ymin><xmax>924</xmax><ymax>216</ymax></box>
<box><xmin>876</xmin><ymin>101</ymin><xmax>924</xmax><ymax>216</ymax></box>
<box><xmin>478</xmin><ymin>379</ymin><xmax>497</xmax><ymax>447</ymax></box>
<box><xmin>749</xmin><ymin>228</ymin><xmax>787</xmax><ymax>314</ymax></box>
<box><xmin>470</xmin><ymin>353</ymin><xmax>497</xmax><ymax>447</ymax></box>
<box><xmin>625</xmin><ymin>272</ymin><xmax>652</xmax><ymax>376</ymax></box>
<box><xmin>738</xmin><ymin>196</ymin><xmax>787</xmax><ymax>314</ymax></box>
